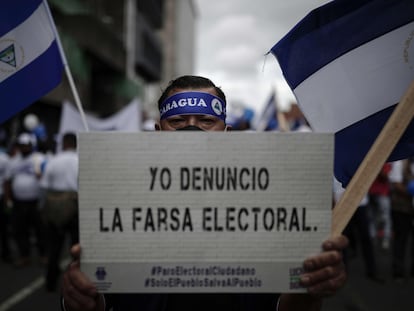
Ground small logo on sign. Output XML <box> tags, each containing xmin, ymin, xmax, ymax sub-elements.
<box><xmin>95</xmin><ymin>267</ymin><xmax>107</xmax><ymax>281</ymax></box>
<box><xmin>289</xmin><ymin>266</ymin><xmax>304</xmax><ymax>289</ymax></box>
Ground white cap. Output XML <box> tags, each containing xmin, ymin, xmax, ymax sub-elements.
<box><xmin>23</xmin><ymin>114</ymin><xmax>39</xmax><ymax>131</ymax></box>
<box><xmin>17</xmin><ymin>133</ymin><xmax>34</xmax><ymax>145</ymax></box>
<box><xmin>142</xmin><ymin>119</ymin><xmax>156</xmax><ymax>131</ymax></box>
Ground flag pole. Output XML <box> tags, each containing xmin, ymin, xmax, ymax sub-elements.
<box><xmin>256</xmin><ymin>88</ymin><xmax>278</xmax><ymax>132</ymax></box>
<box><xmin>331</xmin><ymin>80</ymin><xmax>414</xmax><ymax>237</ymax></box>
<box><xmin>277</xmin><ymin>109</ymin><xmax>289</xmax><ymax>132</ymax></box>
<box><xmin>43</xmin><ymin>0</ymin><xmax>89</xmax><ymax>132</ymax></box>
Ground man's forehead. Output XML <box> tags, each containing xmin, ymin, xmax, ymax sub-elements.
<box><xmin>168</xmin><ymin>87</ymin><xmax>217</xmax><ymax>97</ymax></box>
<box><xmin>166</xmin><ymin>114</ymin><xmax>221</xmax><ymax>120</ymax></box>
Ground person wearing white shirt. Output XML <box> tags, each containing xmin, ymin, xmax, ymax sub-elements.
<box><xmin>388</xmin><ymin>159</ymin><xmax>414</xmax><ymax>281</ymax></box>
<box><xmin>333</xmin><ymin>178</ymin><xmax>383</xmax><ymax>283</ymax></box>
<box><xmin>40</xmin><ymin>132</ymin><xmax>79</xmax><ymax>291</ymax></box>
<box><xmin>4</xmin><ymin>133</ymin><xmax>46</xmax><ymax>267</ymax></box>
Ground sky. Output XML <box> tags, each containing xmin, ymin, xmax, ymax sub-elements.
<box><xmin>194</xmin><ymin>0</ymin><xmax>330</xmax><ymax>124</ymax></box>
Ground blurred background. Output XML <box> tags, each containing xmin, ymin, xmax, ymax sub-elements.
<box><xmin>0</xmin><ymin>0</ymin><xmax>327</xmax><ymax>146</ymax></box>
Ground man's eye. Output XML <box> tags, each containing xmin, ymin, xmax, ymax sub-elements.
<box><xmin>169</xmin><ymin>118</ymin><xmax>184</xmax><ymax>124</ymax></box>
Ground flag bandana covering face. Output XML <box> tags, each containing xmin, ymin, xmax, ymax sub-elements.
<box><xmin>271</xmin><ymin>0</ymin><xmax>414</xmax><ymax>187</ymax></box>
<box><xmin>160</xmin><ymin>91</ymin><xmax>226</xmax><ymax>122</ymax></box>
<box><xmin>0</xmin><ymin>0</ymin><xmax>63</xmax><ymax>124</ymax></box>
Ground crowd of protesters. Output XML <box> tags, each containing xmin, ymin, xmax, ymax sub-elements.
<box><xmin>335</xmin><ymin>161</ymin><xmax>414</xmax><ymax>283</ymax></box>
<box><xmin>0</xmin><ymin>119</ymin><xmax>79</xmax><ymax>292</ymax></box>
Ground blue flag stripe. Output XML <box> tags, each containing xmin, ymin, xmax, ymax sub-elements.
<box><xmin>335</xmin><ymin>105</ymin><xmax>414</xmax><ymax>186</ymax></box>
<box><xmin>0</xmin><ymin>0</ymin><xmax>42</xmax><ymax>36</ymax></box>
<box><xmin>272</xmin><ymin>0</ymin><xmax>414</xmax><ymax>89</ymax></box>
<box><xmin>0</xmin><ymin>41</ymin><xmax>62</xmax><ymax>124</ymax></box>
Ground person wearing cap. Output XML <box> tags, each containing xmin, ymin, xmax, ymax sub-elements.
<box><xmin>4</xmin><ymin>132</ymin><xmax>47</xmax><ymax>267</ymax></box>
<box><xmin>61</xmin><ymin>76</ymin><xmax>348</xmax><ymax>311</ymax></box>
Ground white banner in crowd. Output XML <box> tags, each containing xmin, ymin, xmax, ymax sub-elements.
<box><xmin>58</xmin><ymin>99</ymin><xmax>141</xmax><ymax>134</ymax></box>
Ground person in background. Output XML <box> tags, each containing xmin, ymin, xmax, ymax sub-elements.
<box><xmin>61</xmin><ymin>75</ymin><xmax>348</xmax><ymax>311</ymax></box>
<box><xmin>389</xmin><ymin>159</ymin><xmax>414</xmax><ymax>281</ymax></box>
<box><xmin>368</xmin><ymin>163</ymin><xmax>392</xmax><ymax>250</ymax></box>
<box><xmin>4</xmin><ymin>133</ymin><xmax>47</xmax><ymax>267</ymax></box>
<box><xmin>0</xmin><ymin>140</ymin><xmax>11</xmax><ymax>262</ymax></box>
<box><xmin>333</xmin><ymin>178</ymin><xmax>383</xmax><ymax>283</ymax></box>
<box><xmin>40</xmin><ymin>132</ymin><xmax>79</xmax><ymax>291</ymax></box>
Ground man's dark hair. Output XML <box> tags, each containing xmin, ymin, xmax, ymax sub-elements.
<box><xmin>158</xmin><ymin>75</ymin><xmax>226</xmax><ymax>109</ymax></box>
<box><xmin>62</xmin><ymin>132</ymin><xmax>77</xmax><ymax>149</ymax></box>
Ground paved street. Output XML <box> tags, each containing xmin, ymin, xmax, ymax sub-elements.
<box><xmin>323</xmin><ymin>242</ymin><xmax>414</xmax><ymax>311</ymax></box>
<box><xmin>0</xmin><ymin>255</ymin><xmax>63</xmax><ymax>311</ymax></box>
<box><xmin>0</xmin><ymin>241</ymin><xmax>413</xmax><ymax>311</ymax></box>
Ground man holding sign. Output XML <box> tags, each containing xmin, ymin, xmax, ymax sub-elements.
<box><xmin>61</xmin><ymin>76</ymin><xmax>348</xmax><ymax>311</ymax></box>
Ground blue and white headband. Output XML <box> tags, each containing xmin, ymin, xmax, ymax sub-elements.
<box><xmin>159</xmin><ymin>91</ymin><xmax>226</xmax><ymax>122</ymax></box>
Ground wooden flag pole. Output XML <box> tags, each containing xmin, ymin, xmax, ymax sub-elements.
<box><xmin>277</xmin><ymin>110</ymin><xmax>290</xmax><ymax>132</ymax></box>
<box><xmin>332</xmin><ymin>80</ymin><xmax>414</xmax><ymax>237</ymax></box>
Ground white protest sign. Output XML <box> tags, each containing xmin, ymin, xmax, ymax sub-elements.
<box><xmin>79</xmin><ymin>132</ymin><xmax>333</xmax><ymax>293</ymax></box>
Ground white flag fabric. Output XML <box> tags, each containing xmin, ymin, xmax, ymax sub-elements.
<box><xmin>59</xmin><ymin>99</ymin><xmax>141</xmax><ymax>134</ymax></box>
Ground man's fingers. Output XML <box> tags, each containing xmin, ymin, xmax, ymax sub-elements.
<box><xmin>70</xmin><ymin>244</ymin><xmax>81</xmax><ymax>260</ymax></box>
<box><xmin>62</xmin><ymin>273</ymin><xmax>98</xmax><ymax>311</ymax></box>
<box><xmin>63</xmin><ymin>285</ymin><xmax>99</xmax><ymax>311</ymax></box>
<box><xmin>322</xmin><ymin>235</ymin><xmax>349</xmax><ymax>251</ymax></box>
<box><xmin>304</xmin><ymin>269</ymin><xmax>347</xmax><ymax>296</ymax></box>
<box><xmin>62</xmin><ymin>260</ymin><xmax>99</xmax><ymax>311</ymax></box>
<box><xmin>300</xmin><ymin>260</ymin><xmax>347</xmax><ymax>298</ymax></box>
<box><xmin>303</xmin><ymin>251</ymin><xmax>343</xmax><ymax>271</ymax></box>
<box><xmin>67</xmin><ymin>264</ymin><xmax>97</xmax><ymax>296</ymax></box>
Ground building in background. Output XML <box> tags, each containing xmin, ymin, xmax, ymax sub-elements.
<box><xmin>145</xmin><ymin>0</ymin><xmax>197</xmax><ymax>119</ymax></box>
<box><xmin>1</xmin><ymin>0</ymin><xmax>196</xmax><ymax>144</ymax></box>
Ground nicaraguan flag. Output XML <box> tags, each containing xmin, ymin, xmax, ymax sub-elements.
<box><xmin>0</xmin><ymin>0</ymin><xmax>63</xmax><ymax>124</ymax></box>
<box><xmin>255</xmin><ymin>91</ymin><xmax>278</xmax><ymax>131</ymax></box>
<box><xmin>271</xmin><ymin>0</ymin><xmax>414</xmax><ymax>186</ymax></box>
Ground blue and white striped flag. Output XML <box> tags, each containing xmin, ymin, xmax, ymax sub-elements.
<box><xmin>255</xmin><ymin>91</ymin><xmax>278</xmax><ymax>131</ymax></box>
<box><xmin>271</xmin><ymin>0</ymin><xmax>414</xmax><ymax>187</ymax></box>
<box><xmin>0</xmin><ymin>0</ymin><xmax>63</xmax><ymax>124</ymax></box>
